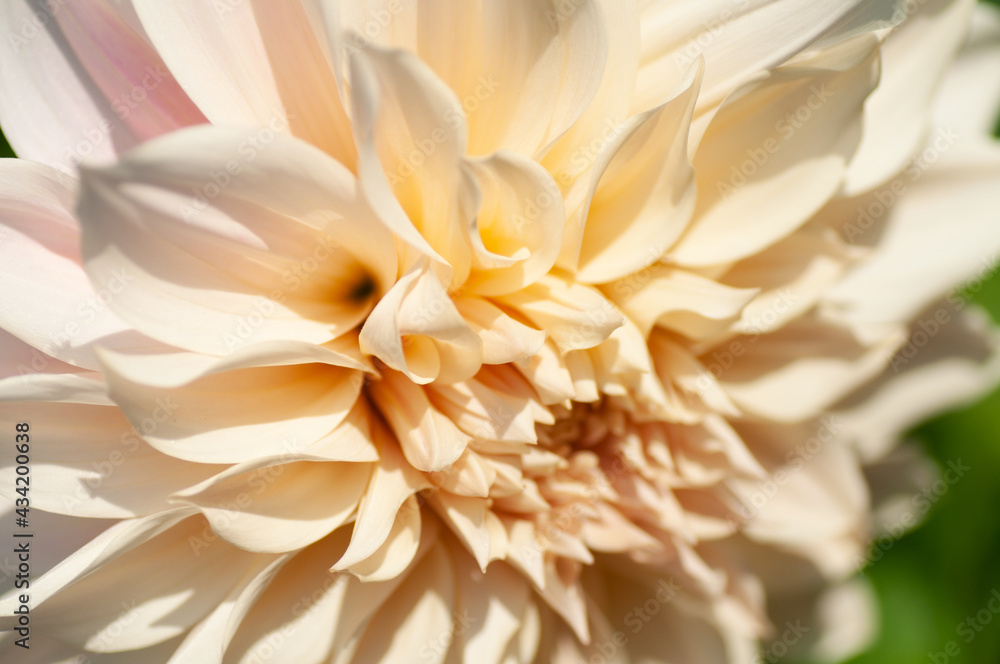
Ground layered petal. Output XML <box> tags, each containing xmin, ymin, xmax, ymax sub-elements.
<box><xmin>78</xmin><ymin>126</ymin><xmax>396</xmax><ymax>356</ymax></box>
<box><xmin>0</xmin><ymin>0</ymin><xmax>205</xmax><ymax>171</ymax></box>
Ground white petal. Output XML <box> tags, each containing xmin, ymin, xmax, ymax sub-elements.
<box><xmin>934</xmin><ymin>3</ymin><xmax>1000</xmax><ymax>146</ymax></box>
<box><xmin>0</xmin><ymin>401</ymin><xmax>221</xmax><ymax>518</ymax></box>
<box><xmin>101</xmin><ymin>356</ymin><xmax>364</xmax><ymax>464</ymax></box>
<box><xmin>0</xmin><ymin>160</ymin><xmax>153</xmax><ymax>369</ymax></box>
<box><xmin>0</xmin><ymin>0</ymin><xmax>204</xmax><ymax>172</ymax></box>
<box><xmin>829</xmin><ymin>141</ymin><xmax>1000</xmax><ymax>325</ymax></box>
<box><xmin>634</xmin><ymin>0</ymin><xmax>902</xmax><ymax>113</ymax></box>
<box><xmin>715</xmin><ymin>314</ymin><xmax>904</xmax><ymax>422</ymax></box>
<box><xmin>670</xmin><ymin>35</ymin><xmax>880</xmax><ymax>266</ymax></box>
<box><xmin>175</xmin><ymin>460</ymin><xmax>371</xmax><ymax>553</ymax></box>
<box><xmin>845</xmin><ymin>0</ymin><xmax>976</xmax><ymax>194</ymax></box>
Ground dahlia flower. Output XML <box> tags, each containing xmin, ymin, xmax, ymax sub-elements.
<box><xmin>1</xmin><ymin>0</ymin><xmax>999</xmax><ymax>662</ymax></box>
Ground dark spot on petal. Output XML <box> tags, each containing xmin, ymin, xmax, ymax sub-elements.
<box><xmin>350</xmin><ymin>274</ymin><xmax>377</xmax><ymax>304</ymax></box>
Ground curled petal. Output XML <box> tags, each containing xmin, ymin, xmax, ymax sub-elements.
<box><xmin>361</xmin><ymin>264</ymin><xmax>483</xmax><ymax>384</ymax></box>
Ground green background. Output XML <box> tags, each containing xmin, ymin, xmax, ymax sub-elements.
<box><xmin>1</xmin><ymin>5</ymin><xmax>999</xmax><ymax>660</ymax></box>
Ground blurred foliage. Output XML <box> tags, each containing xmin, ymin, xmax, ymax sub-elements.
<box><xmin>0</xmin><ymin>128</ymin><xmax>14</xmax><ymax>159</ymax></box>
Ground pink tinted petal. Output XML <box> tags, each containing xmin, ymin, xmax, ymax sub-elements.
<box><xmin>0</xmin><ymin>0</ymin><xmax>205</xmax><ymax>172</ymax></box>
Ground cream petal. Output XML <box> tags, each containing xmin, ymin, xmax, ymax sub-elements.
<box><xmin>502</xmin><ymin>597</ymin><xmax>543</xmax><ymax>664</ymax></box>
<box><xmin>222</xmin><ymin>531</ymin><xmax>352</xmax><ymax>664</ymax></box>
<box><xmin>499</xmin><ymin>517</ymin><xmax>547</xmax><ymax>592</ymax></box>
<box><xmin>836</xmin><ymin>302</ymin><xmax>1000</xmax><ymax>462</ymax></box>
<box><xmin>174</xmin><ymin>460</ymin><xmax>371</xmax><ymax>553</ymax></box>
<box><xmin>0</xmin><ymin>401</ymin><xmax>222</xmax><ymax>518</ymax></box>
<box><xmin>446</xmin><ymin>555</ymin><xmax>530</xmax><ymax>664</ymax></box>
<box><xmin>453</xmin><ymin>297</ymin><xmax>546</xmax><ymax>365</ymax></box>
<box><xmin>933</xmin><ymin>4</ymin><xmax>1000</xmax><ymax>143</ymax></box>
<box><xmin>333</xmin><ymin>422</ymin><xmax>432</xmax><ymax>571</ymax></box>
<box><xmin>715</xmin><ymin>314</ymin><xmax>904</xmax><ymax>422</ymax></box>
<box><xmin>368</xmin><ymin>369</ymin><xmax>471</xmax><ymax>472</ymax></box>
<box><xmin>0</xmin><ymin>368</ymin><xmax>109</xmax><ymax>406</ymax></box>
<box><xmin>537</xmin><ymin>559</ymin><xmax>590</xmax><ymax>644</ymax></box>
<box><xmin>496</xmin><ymin>272</ymin><xmax>623</xmax><ymax>353</ymax></box>
<box><xmin>0</xmin><ymin>509</ymin><xmax>193</xmax><ymax>617</ymax></box>
<box><xmin>428</xmin><ymin>448</ymin><xmax>494</xmax><ymax>498</ymax></box>
<box><xmin>348</xmin><ymin>542</ymin><xmax>456</xmax><ymax>664</ymax></box>
<box><xmin>0</xmin><ymin>0</ymin><xmax>204</xmax><ymax>172</ymax></box>
<box><xmin>733</xmin><ymin>431</ymin><xmax>868</xmax><ymax>574</ymax></box>
<box><xmin>340</xmin><ymin>0</ymin><xmax>610</xmax><ymax>159</ymax></box>
<box><xmin>0</xmin><ymin>511</ymin><xmax>280</xmax><ymax>652</ymax></box>
<box><xmin>132</xmin><ymin>0</ymin><xmax>355</xmax><ymax>166</ymax></box>
<box><xmin>0</xmin><ymin>496</ymin><xmax>116</xmax><ymax>600</ymax></box>
<box><xmin>540</xmin><ymin>0</ymin><xmax>639</xmax><ymax>184</ymax></box>
<box><xmin>570</xmin><ymin>61</ymin><xmax>701</xmax><ymax>283</ymax></box>
<box><xmin>96</xmin><ymin>340</ymin><xmax>369</xmax><ymax>390</ymax></box>
<box><xmin>222</xmin><ymin>528</ymin><xmax>417</xmax><ymax>664</ymax></box>
<box><xmin>607</xmin><ymin>265</ymin><xmax>759</xmax><ymax>339</ymax></box>
<box><xmin>427</xmin><ymin>492</ymin><xmax>491</xmax><ymax>571</ymax></box>
<box><xmin>0</xmin><ymin>328</ymin><xmax>78</xmax><ymax>382</ymax></box>
<box><xmin>0</xmin><ymin>633</ymin><xmax>186</xmax><ymax>663</ymax></box>
<box><xmin>346</xmin><ymin>45</ymin><xmax>465</xmax><ymax>283</ymax></box>
<box><xmin>77</xmin><ymin>125</ymin><xmax>395</xmax><ymax>356</ymax></box>
<box><xmin>634</xmin><ymin>0</ymin><xmax>902</xmax><ymax>114</ymax></box>
<box><xmin>36</xmin><ymin>517</ymin><xmax>273</xmax><ymax>653</ymax></box>
<box><xmin>599</xmin><ymin>566</ymin><xmax>737</xmax><ymax>664</ymax></box>
<box><xmin>649</xmin><ymin>331</ymin><xmax>741</xmax><ymax>423</ymax></box>
<box><xmin>344</xmin><ymin>495</ymin><xmax>425</xmax><ymax>583</ymax></box>
<box><xmin>360</xmin><ymin>264</ymin><xmax>483</xmax><ymax>384</ymax></box>
<box><xmin>844</xmin><ymin>0</ymin><xmax>976</xmax><ymax>194</ymax></box>
<box><xmin>167</xmin><ymin>554</ymin><xmax>292</xmax><ymax>664</ymax></box>
<box><xmin>582</xmin><ymin>502</ymin><xmax>663</xmax><ymax>554</ymax></box>
<box><xmin>722</xmin><ymin>220</ymin><xmax>854</xmax><ymax>336</ymax></box>
<box><xmin>102</xmin><ymin>358</ymin><xmax>363</xmax><ymax>464</ymax></box>
<box><xmin>515</xmin><ymin>339</ymin><xmax>576</xmax><ymax>405</ymax></box>
<box><xmin>0</xmin><ymin>160</ymin><xmax>152</xmax><ymax>369</ymax></box>
<box><xmin>670</xmin><ymin>35</ymin><xmax>880</xmax><ymax>266</ymax></box>
<box><xmin>828</xmin><ymin>142</ymin><xmax>1000</xmax><ymax>326</ymax></box>
<box><xmin>461</xmin><ymin>152</ymin><xmax>566</xmax><ymax>296</ymax></box>
<box><xmin>298</xmin><ymin>401</ymin><xmax>381</xmax><ymax>463</ymax></box>
<box><xmin>428</xmin><ymin>376</ymin><xmax>538</xmax><ymax>444</ymax></box>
